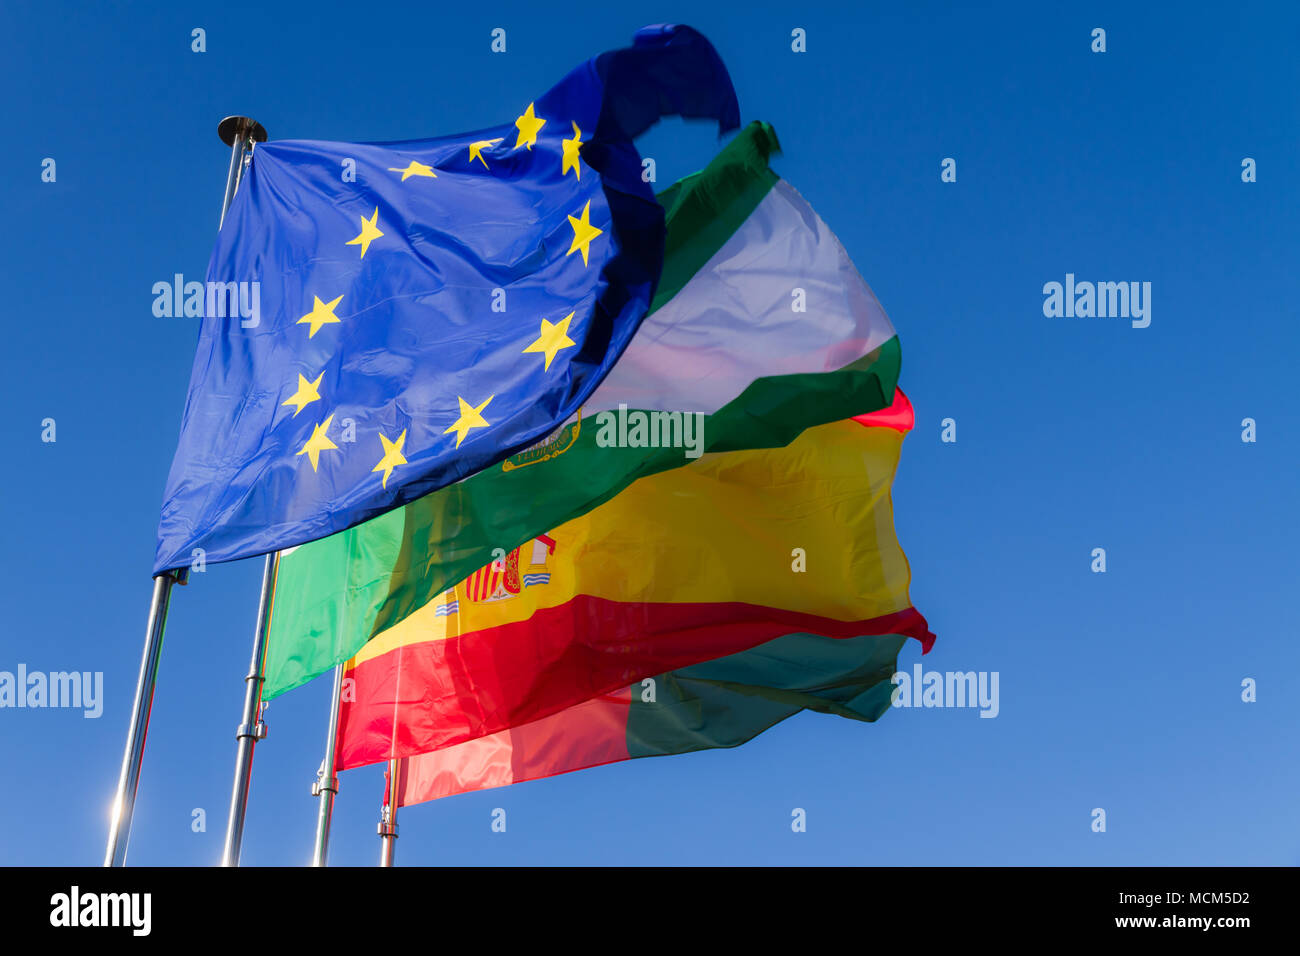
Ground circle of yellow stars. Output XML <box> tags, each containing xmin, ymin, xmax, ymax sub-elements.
<box><xmin>282</xmin><ymin>101</ymin><xmax>602</xmax><ymax>489</ymax></box>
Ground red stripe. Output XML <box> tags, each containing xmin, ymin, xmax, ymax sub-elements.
<box><xmin>337</xmin><ymin>598</ymin><xmax>933</xmax><ymax>770</ymax></box>
<box><xmin>394</xmin><ymin>688</ymin><xmax>633</xmax><ymax>806</ymax></box>
<box><xmin>852</xmin><ymin>387</ymin><xmax>913</xmax><ymax>432</ymax></box>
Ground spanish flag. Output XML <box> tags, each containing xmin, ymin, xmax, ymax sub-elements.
<box><xmin>335</xmin><ymin>390</ymin><xmax>931</xmax><ymax>772</ymax></box>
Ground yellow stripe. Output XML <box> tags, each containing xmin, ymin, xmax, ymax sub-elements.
<box><xmin>350</xmin><ymin>418</ymin><xmax>911</xmax><ymax>667</ymax></box>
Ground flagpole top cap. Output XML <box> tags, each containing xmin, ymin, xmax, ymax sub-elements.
<box><xmin>218</xmin><ymin>116</ymin><xmax>269</xmax><ymax>147</ymax></box>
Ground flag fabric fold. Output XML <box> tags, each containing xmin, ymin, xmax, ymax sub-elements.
<box><xmin>155</xmin><ymin>24</ymin><xmax>739</xmax><ymax>573</ymax></box>
<box><xmin>334</xmin><ymin>390</ymin><xmax>932</xmax><ymax>771</ymax></box>
<box><xmin>264</xmin><ymin>120</ymin><xmax>904</xmax><ymax>699</ymax></box>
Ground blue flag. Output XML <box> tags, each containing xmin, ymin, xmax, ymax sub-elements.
<box><xmin>155</xmin><ymin>24</ymin><xmax>738</xmax><ymax>573</ymax></box>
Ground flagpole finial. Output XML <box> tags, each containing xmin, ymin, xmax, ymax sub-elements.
<box><xmin>218</xmin><ymin>116</ymin><xmax>268</xmax><ymax>147</ymax></box>
<box><xmin>215</xmin><ymin>117</ymin><xmax>268</xmax><ymax>229</ymax></box>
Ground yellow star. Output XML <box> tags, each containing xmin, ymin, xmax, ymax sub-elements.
<box><xmin>523</xmin><ymin>312</ymin><xmax>576</xmax><ymax>371</ymax></box>
<box><xmin>514</xmin><ymin>103</ymin><xmax>546</xmax><ymax>150</ymax></box>
<box><xmin>468</xmin><ymin>138</ymin><xmax>503</xmax><ymax>169</ymax></box>
<box><xmin>561</xmin><ymin>122</ymin><xmax>584</xmax><ymax>179</ymax></box>
<box><xmin>281</xmin><ymin>371</ymin><xmax>324</xmax><ymax>417</ymax></box>
<box><xmin>443</xmin><ymin>394</ymin><xmax>494</xmax><ymax>448</ymax></box>
<box><xmin>345</xmin><ymin>207</ymin><xmax>384</xmax><ymax>258</ymax></box>
<box><xmin>388</xmin><ymin>161</ymin><xmax>436</xmax><ymax>181</ymax></box>
<box><xmin>372</xmin><ymin>429</ymin><xmax>408</xmax><ymax>489</ymax></box>
<box><xmin>566</xmin><ymin>200</ymin><xmax>603</xmax><ymax>266</ymax></box>
<box><xmin>297</xmin><ymin>294</ymin><xmax>344</xmax><ymax>338</ymax></box>
<box><xmin>296</xmin><ymin>414</ymin><xmax>339</xmax><ymax>472</ymax></box>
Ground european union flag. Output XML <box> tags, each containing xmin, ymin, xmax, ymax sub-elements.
<box><xmin>155</xmin><ymin>25</ymin><xmax>739</xmax><ymax>573</ymax></box>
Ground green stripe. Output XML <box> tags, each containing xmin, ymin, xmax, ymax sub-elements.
<box><xmin>626</xmin><ymin>632</ymin><xmax>906</xmax><ymax>759</ymax></box>
<box><xmin>651</xmin><ymin>121</ymin><xmax>781</xmax><ymax>311</ymax></box>
<box><xmin>264</xmin><ymin>336</ymin><xmax>901</xmax><ymax>698</ymax></box>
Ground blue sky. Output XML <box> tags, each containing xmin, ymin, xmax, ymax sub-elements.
<box><xmin>1</xmin><ymin>0</ymin><xmax>1297</xmax><ymax>865</ymax></box>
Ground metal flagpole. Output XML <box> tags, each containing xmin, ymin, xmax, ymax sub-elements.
<box><xmin>215</xmin><ymin>115</ymin><xmax>277</xmax><ymax>868</ymax></box>
<box><xmin>220</xmin><ymin>550</ymin><xmax>276</xmax><ymax>866</ymax></box>
<box><xmin>104</xmin><ymin>113</ymin><xmax>266</xmax><ymax>868</ymax></box>
<box><xmin>378</xmin><ymin>758</ymin><xmax>400</xmax><ymax>866</ymax></box>
<box><xmin>104</xmin><ymin>568</ymin><xmax>186</xmax><ymax>866</ymax></box>
<box><xmin>310</xmin><ymin>664</ymin><xmax>346</xmax><ymax>866</ymax></box>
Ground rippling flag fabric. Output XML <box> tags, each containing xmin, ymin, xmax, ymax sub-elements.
<box><xmin>154</xmin><ymin>24</ymin><xmax>739</xmax><ymax>573</ymax></box>
<box><xmin>387</xmin><ymin>630</ymin><xmax>909</xmax><ymax>807</ymax></box>
<box><xmin>263</xmin><ymin>122</ymin><xmax>904</xmax><ymax>698</ymax></box>
<box><xmin>332</xmin><ymin>390</ymin><xmax>932</xmax><ymax>771</ymax></box>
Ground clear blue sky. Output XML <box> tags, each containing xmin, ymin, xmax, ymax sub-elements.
<box><xmin>2</xmin><ymin>0</ymin><xmax>1296</xmax><ymax>866</ymax></box>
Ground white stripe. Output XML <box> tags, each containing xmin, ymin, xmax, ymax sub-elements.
<box><xmin>587</xmin><ymin>180</ymin><xmax>895</xmax><ymax>415</ymax></box>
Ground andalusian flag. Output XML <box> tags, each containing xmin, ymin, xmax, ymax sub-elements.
<box><xmin>264</xmin><ymin>121</ymin><xmax>904</xmax><ymax>699</ymax></box>
<box><xmin>334</xmin><ymin>391</ymin><xmax>932</xmax><ymax>771</ymax></box>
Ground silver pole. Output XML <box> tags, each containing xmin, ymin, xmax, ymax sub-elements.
<box><xmin>217</xmin><ymin>116</ymin><xmax>267</xmax><ymax>227</ymax></box>
<box><xmin>104</xmin><ymin>569</ymin><xmax>186</xmax><ymax>866</ymax></box>
<box><xmin>378</xmin><ymin>759</ymin><xmax>400</xmax><ymax>866</ymax></box>
<box><xmin>211</xmin><ymin>115</ymin><xmax>273</xmax><ymax>869</ymax></box>
<box><xmin>104</xmin><ymin>113</ymin><xmax>266</xmax><ymax>868</ymax></box>
<box><xmin>220</xmin><ymin>551</ymin><xmax>276</xmax><ymax>866</ymax></box>
<box><xmin>310</xmin><ymin>664</ymin><xmax>346</xmax><ymax>866</ymax></box>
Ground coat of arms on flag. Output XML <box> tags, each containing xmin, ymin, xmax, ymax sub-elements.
<box><xmin>466</xmin><ymin>535</ymin><xmax>558</xmax><ymax>604</ymax></box>
<box><xmin>502</xmin><ymin>412</ymin><xmax>583</xmax><ymax>472</ymax></box>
